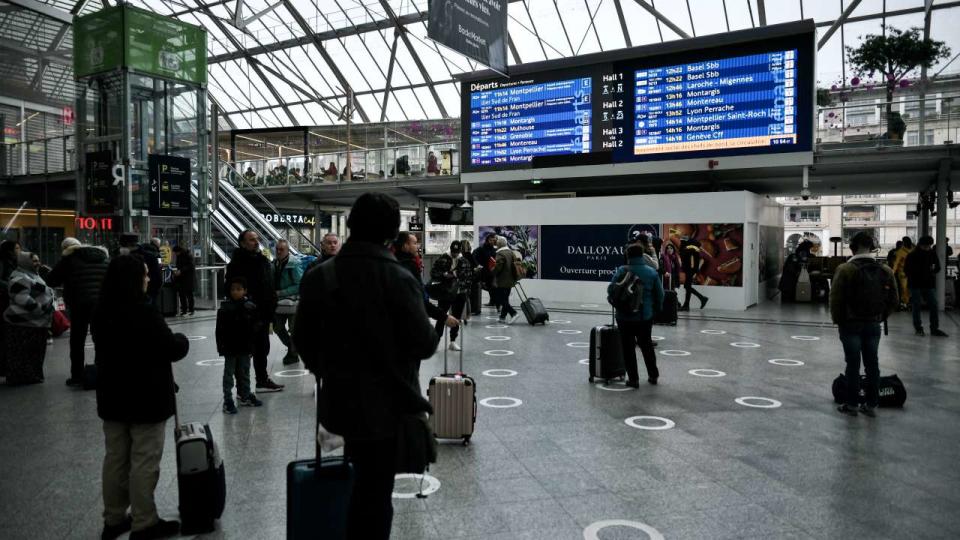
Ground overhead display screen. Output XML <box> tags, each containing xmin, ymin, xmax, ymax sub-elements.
<box><xmin>460</xmin><ymin>23</ymin><xmax>814</xmax><ymax>177</ymax></box>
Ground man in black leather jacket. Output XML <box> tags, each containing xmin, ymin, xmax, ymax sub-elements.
<box><xmin>295</xmin><ymin>194</ymin><xmax>438</xmax><ymax>540</ymax></box>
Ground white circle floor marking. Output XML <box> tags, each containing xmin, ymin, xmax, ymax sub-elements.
<box><xmin>660</xmin><ymin>350</ymin><xmax>691</xmax><ymax>357</ymax></box>
<box><xmin>595</xmin><ymin>382</ymin><xmax>633</xmax><ymax>392</ymax></box>
<box><xmin>196</xmin><ymin>359</ymin><xmax>224</xmax><ymax>366</ymax></box>
<box><xmin>651</xmin><ymin>335</ymin><xmax>665</xmax><ymax>341</ymax></box>
<box><xmin>580</xmin><ymin>303</ymin><xmax>600</xmax><ymax>308</ymax></box>
<box><xmin>482</xmin><ymin>369</ymin><xmax>518</xmax><ymax>378</ymax></box>
<box><xmin>485</xmin><ymin>324</ymin><xmax>508</xmax><ymax>329</ymax></box>
<box><xmin>547</xmin><ymin>319</ymin><xmax>571</xmax><ymax>324</ymax></box>
<box><xmin>688</xmin><ymin>369</ymin><xmax>726</xmax><ymax>377</ymax></box>
<box><xmin>392</xmin><ymin>473</ymin><xmax>440</xmax><ymax>499</ymax></box>
<box><xmin>730</xmin><ymin>342</ymin><xmax>761</xmax><ymax>348</ymax></box>
<box><xmin>557</xmin><ymin>329</ymin><xmax>582</xmax><ymax>335</ymax></box>
<box><xmin>700</xmin><ymin>329</ymin><xmax>727</xmax><ymax>335</ymax></box>
<box><xmin>735</xmin><ymin>396</ymin><xmax>782</xmax><ymax>409</ymax></box>
<box><xmin>566</xmin><ymin>342</ymin><xmax>589</xmax><ymax>348</ymax></box>
<box><xmin>769</xmin><ymin>358</ymin><xmax>805</xmax><ymax>367</ymax></box>
<box><xmin>479</xmin><ymin>397</ymin><xmax>523</xmax><ymax>408</ymax></box>
<box><xmin>484</xmin><ymin>335</ymin><xmax>511</xmax><ymax>341</ymax></box>
<box><xmin>578</xmin><ymin>358</ymin><xmax>590</xmax><ymax>365</ymax></box>
<box><xmin>274</xmin><ymin>369</ymin><xmax>309</xmax><ymax>378</ymax></box>
<box><xmin>187</xmin><ymin>335</ymin><xmax>207</xmax><ymax>341</ymax></box>
<box><xmin>791</xmin><ymin>335</ymin><xmax>820</xmax><ymax>341</ymax></box>
<box><xmin>583</xmin><ymin>520</ymin><xmax>665</xmax><ymax>540</ymax></box>
<box><xmin>483</xmin><ymin>350</ymin><xmax>515</xmax><ymax>357</ymax></box>
<box><xmin>624</xmin><ymin>416</ymin><xmax>676</xmax><ymax>431</ymax></box>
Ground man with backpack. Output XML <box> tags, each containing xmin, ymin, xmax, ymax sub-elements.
<box><xmin>608</xmin><ymin>244</ymin><xmax>664</xmax><ymax>388</ymax></box>
<box><xmin>829</xmin><ymin>232</ymin><xmax>899</xmax><ymax>417</ymax></box>
<box><xmin>905</xmin><ymin>235</ymin><xmax>948</xmax><ymax>337</ymax></box>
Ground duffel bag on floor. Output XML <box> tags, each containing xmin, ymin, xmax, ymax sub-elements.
<box><xmin>832</xmin><ymin>373</ymin><xmax>906</xmax><ymax>408</ymax></box>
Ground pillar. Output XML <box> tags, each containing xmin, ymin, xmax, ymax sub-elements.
<box><xmin>935</xmin><ymin>159</ymin><xmax>950</xmax><ymax>311</ymax></box>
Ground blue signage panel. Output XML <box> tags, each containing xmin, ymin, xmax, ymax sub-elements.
<box><xmin>539</xmin><ymin>224</ymin><xmax>659</xmax><ymax>282</ymax></box>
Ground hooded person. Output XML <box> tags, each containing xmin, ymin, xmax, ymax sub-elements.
<box><xmin>46</xmin><ymin>237</ymin><xmax>110</xmax><ymax>386</ymax></box>
<box><xmin>118</xmin><ymin>234</ymin><xmax>162</xmax><ymax>307</ymax></box>
<box><xmin>4</xmin><ymin>252</ymin><xmax>55</xmax><ymax>384</ymax></box>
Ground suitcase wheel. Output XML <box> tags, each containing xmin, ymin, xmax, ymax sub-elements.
<box><xmin>588</xmin><ymin>376</ymin><xmax>594</xmax><ymax>383</ymax></box>
<box><xmin>463</xmin><ymin>436</ymin><xmax>471</xmax><ymax>446</ymax></box>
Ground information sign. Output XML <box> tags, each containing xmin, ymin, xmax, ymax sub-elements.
<box><xmin>148</xmin><ymin>154</ymin><xmax>191</xmax><ymax>217</ymax></box>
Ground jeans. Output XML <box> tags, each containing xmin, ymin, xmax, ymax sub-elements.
<box><xmin>838</xmin><ymin>323</ymin><xmax>881</xmax><ymax>408</ymax></box>
<box><xmin>435</xmin><ymin>294</ymin><xmax>467</xmax><ymax>341</ymax></box>
<box><xmin>223</xmin><ymin>355</ymin><xmax>252</xmax><ymax>401</ymax></box>
<box><xmin>910</xmin><ymin>288</ymin><xmax>939</xmax><ymax>331</ymax></box>
<box><xmin>102</xmin><ymin>420</ymin><xmax>166</xmax><ymax>532</ymax></box>
<box><xmin>252</xmin><ymin>322</ymin><xmax>270</xmax><ymax>384</ymax></box>
<box><xmin>493</xmin><ymin>287</ymin><xmax>516</xmax><ymax>320</ymax></box>
<box><xmin>617</xmin><ymin>318</ymin><xmax>659</xmax><ymax>382</ymax></box>
<box><xmin>274</xmin><ymin>313</ymin><xmax>297</xmax><ymax>355</ymax></box>
<box><xmin>344</xmin><ymin>436</ymin><xmax>397</xmax><ymax>540</ymax></box>
<box><xmin>68</xmin><ymin>305</ymin><xmax>94</xmax><ymax>380</ymax></box>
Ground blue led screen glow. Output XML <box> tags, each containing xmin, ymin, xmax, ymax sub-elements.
<box><xmin>469</xmin><ymin>78</ymin><xmax>593</xmax><ymax>166</ymax></box>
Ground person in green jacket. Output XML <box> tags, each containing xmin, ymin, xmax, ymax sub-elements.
<box><xmin>273</xmin><ymin>240</ymin><xmax>304</xmax><ymax>365</ymax></box>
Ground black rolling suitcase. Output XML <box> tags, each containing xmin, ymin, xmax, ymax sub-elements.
<box><xmin>589</xmin><ymin>310</ymin><xmax>626</xmax><ymax>383</ymax></box>
<box><xmin>286</xmin><ymin>452</ymin><xmax>354</xmax><ymax>539</ymax></box>
<box><xmin>515</xmin><ymin>282</ymin><xmax>548</xmax><ymax>325</ymax></box>
<box><xmin>159</xmin><ymin>284</ymin><xmax>178</xmax><ymax>317</ymax></box>
<box><xmin>654</xmin><ymin>275</ymin><xmax>678</xmax><ymax>326</ymax></box>
<box><xmin>173</xmin><ymin>389</ymin><xmax>226</xmax><ymax>534</ymax></box>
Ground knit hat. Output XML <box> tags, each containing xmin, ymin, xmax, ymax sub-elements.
<box><xmin>61</xmin><ymin>237</ymin><xmax>81</xmax><ymax>250</ymax></box>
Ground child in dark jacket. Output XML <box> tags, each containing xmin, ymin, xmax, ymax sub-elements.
<box><xmin>216</xmin><ymin>277</ymin><xmax>263</xmax><ymax>414</ymax></box>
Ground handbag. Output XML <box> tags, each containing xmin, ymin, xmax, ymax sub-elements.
<box><xmin>276</xmin><ymin>295</ymin><xmax>299</xmax><ymax>315</ymax></box>
<box><xmin>51</xmin><ymin>310</ymin><xmax>71</xmax><ymax>337</ymax></box>
<box><xmin>394</xmin><ymin>411</ymin><xmax>437</xmax><ymax>474</ymax></box>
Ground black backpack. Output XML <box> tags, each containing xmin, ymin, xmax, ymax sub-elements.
<box><xmin>608</xmin><ymin>266</ymin><xmax>643</xmax><ymax>314</ymax></box>
<box><xmin>846</xmin><ymin>259</ymin><xmax>897</xmax><ymax>322</ymax></box>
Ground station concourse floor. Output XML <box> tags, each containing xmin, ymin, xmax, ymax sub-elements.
<box><xmin>1</xmin><ymin>297</ymin><xmax>958</xmax><ymax>540</ymax></box>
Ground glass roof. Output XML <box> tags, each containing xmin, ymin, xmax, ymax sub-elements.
<box><xmin>2</xmin><ymin>0</ymin><xmax>959</xmax><ymax>129</ymax></box>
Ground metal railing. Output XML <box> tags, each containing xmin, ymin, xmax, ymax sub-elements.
<box><xmin>228</xmin><ymin>141</ymin><xmax>459</xmax><ymax>188</ymax></box>
<box><xmin>1</xmin><ymin>134</ymin><xmax>75</xmax><ymax>177</ymax></box>
<box><xmin>817</xmin><ymin>92</ymin><xmax>959</xmax><ymax>151</ymax></box>
<box><xmin>193</xmin><ymin>265</ymin><xmax>226</xmax><ymax>311</ymax></box>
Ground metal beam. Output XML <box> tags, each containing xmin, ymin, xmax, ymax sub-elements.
<box><xmin>29</xmin><ymin>23</ymin><xmax>71</xmax><ymax>90</ymax></box>
<box><xmin>239</xmin><ymin>0</ymin><xmax>282</xmax><ymax>28</ymax></box>
<box><xmin>380</xmin><ymin>33</ymin><xmax>399</xmax><ymax>123</ymax></box>
<box><xmin>248</xmin><ymin>56</ymin><xmax>342</xmax><ymax>118</ymax></box>
<box><xmin>508</xmin><ymin>34</ymin><xmax>522</xmax><ymax>65</ymax></box>
<box><xmin>0</xmin><ymin>39</ymin><xmax>71</xmax><ymax>66</ymax></box>
<box><xmin>280</xmin><ymin>0</ymin><xmax>370</xmax><ymax>122</ymax></box>
<box><xmin>631</xmin><ymin>0</ymin><xmax>690</xmax><ymax>39</ymax></box>
<box><xmin>6</xmin><ymin>0</ymin><xmax>72</xmax><ymax>24</ymax></box>
<box><xmin>757</xmin><ymin>0</ymin><xmax>766</xmax><ymax>26</ymax></box>
<box><xmin>613</xmin><ymin>0</ymin><xmax>632</xmax><ymax>47</ymax></box>
<box><xmin>378</xmin><ymin>0</ymin><xmax>448</xmax><ymax>118</ymax></box>
<box><xmin>817</xmin><ymin>0</ymin><xmax>861</xmax><ymax>50</ymax></box>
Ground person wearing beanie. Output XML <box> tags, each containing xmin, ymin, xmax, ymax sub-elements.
<box><xmin>46</xmin><ymin>239</ymin><xmax>109</xmax><ymax>386</ymax></box>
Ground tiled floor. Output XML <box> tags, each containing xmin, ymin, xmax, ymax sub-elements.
<box><xmin>1</xmin><ymin>297</ymin><xmax>958</xmax><ymax>539</ymax></box>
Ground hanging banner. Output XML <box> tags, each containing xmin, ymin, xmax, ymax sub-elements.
<box><xmin>85</xmin><ymin>150</ymin><xmax>118</xmax><ymax>215</ymax></box>
<box><xmin>428</xmin><ymin>0</ymin><xmax>508</xmax><ymax>74</ymax></box>
<box><xmin>148</xmin><ymin>154</ymin><xmax>191</xmax><ymax>217</ymax></box>
<box><xmin>539</xmin><ymin>224</ymin><xmax>659</xmax><ymax>282</ymax></box>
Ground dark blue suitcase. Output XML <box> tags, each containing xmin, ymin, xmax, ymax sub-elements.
<box><xmin>286</xmin><ymin>455</ymin><xmax>354</xmax><ymax>539</ymax></box>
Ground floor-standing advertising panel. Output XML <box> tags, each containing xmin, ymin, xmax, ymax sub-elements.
<box><xmin>477</xmin><ymin>225</ymin><xmax>540</xmax><ymax>279</ymax></box>
<box><xmin>539</xmin><ymin>224</ymin><xmax>658</xmax><ymax>281</ymax></box>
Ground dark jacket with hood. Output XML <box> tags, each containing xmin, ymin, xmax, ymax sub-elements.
<box><xmin>93</xmin><ymin>301</ymin><xmax>189</xmax><ymax>423</ymax></box>
<box><xmin>46</xmin><ymin>245</ymin><xmax>109</xmax><ymax>311</ymax></box>
<box><xmin>294</xmin><ymin>241</ymin><xmax>438</xmax><ymax>441</ymax></box>
<box><xmin>216</xmin><ymin>297</ymin><xmax>258</xmax><ymax>356</ymax></box>
<box><xmin>225</xmin><ymin>247</ymin><xmax>276</xmax><ymax>320</ymax></box>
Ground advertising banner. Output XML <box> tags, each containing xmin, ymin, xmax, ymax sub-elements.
<box><xmin>74</xmin><ymin>7</ymin><xmax>124</xmax><ymax>79</ymax></box>
<box><xmin>477</xmin><ymin>225</ymin><xmax>539</xmax><ymax>279</ymax></box>
<box><xmin>148</xmin><ymin>154</ymin><xmax>191</xmax><ymax>217</ymax></box>
<box><xmin>539</xmin><ymin>224</ymin><xmax>658</xmax><ymax>282</ymax></box>
<box><xmin>428</xmin><ymin>0</ymin><xmax>508</xmax><ymax>74</ymax></box>
<box><xmin>664</xmin><ymin>223</ymin><xmax>744</xmax><ymax>287</ymax></box>
<box><xmin>85</xmin><ymin>150</ymin><xmax>118</xmax><ymax>215</ymax></box>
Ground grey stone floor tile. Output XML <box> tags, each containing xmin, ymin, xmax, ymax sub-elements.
<box><xmin>429</xmin><ymin>503</ymin><xmax>510</xmax><ymax>537</ymax></box>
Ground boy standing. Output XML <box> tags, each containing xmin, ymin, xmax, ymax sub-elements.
<box><xmin>216</xmin><ymin>277</ymin><xmax>264</xmax><ymax>414</ymax></box>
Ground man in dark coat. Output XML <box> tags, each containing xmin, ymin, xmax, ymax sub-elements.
<box><xmin>295</xmin><ymin>194</ymin><xmax>438</xmax><ymax>540</ymax></box>
<box><xmin>393</xmin><ymin>231</ymin><xmax>458</xmax><ymax>332</ymax></box>
<box><xmin>905</xmin><ymin>235</ymin><xmax>947</xmax><ymax>337</ymax></box>
<box><xmin>225</xmin><ymin>230</ymin><xmax>284</xmax><ymax>392</ymax></box>
<box><xmin>46</xmin><ymin>237</ymin><xmax>109</xmax><ymax>386</ymax></box>
<box><xmin>473</xmin><ymin>233</ymin><xmax>497</xmax><ymax>306</ymax></box>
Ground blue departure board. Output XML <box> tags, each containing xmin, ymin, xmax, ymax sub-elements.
<box><xmin>633</xmin><ymin>50</ymin><xmax>797</xmax><ymax>155</ymax></box>
<box><xmin>469</xmin><ymin>78</ymin><xmax>592</xmax><ymax>166</ymax></box>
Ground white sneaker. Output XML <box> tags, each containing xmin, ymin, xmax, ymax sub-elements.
<box><xmin>507</xmin><ymin>314</ymin><xmax>521</xmax><ymax>325</ymax></box>
<box><xmin>448</xmin><ymin>342</ymin><xmax>461</xmax><ymax>351</ymax></box>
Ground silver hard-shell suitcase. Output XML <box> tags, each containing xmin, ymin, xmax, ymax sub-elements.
<box><xmin>427</xmin><ymin>305</ymin><xmax>477</xmax><ymax>445</ymax></box>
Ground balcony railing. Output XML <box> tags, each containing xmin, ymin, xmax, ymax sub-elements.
<box><xmin>228</xmin><ymin>141</ymin><xmax>460</xmax><ymax>188</ymax></box>
<box><xmin>817</xmin><ymin>93</ymin><xmax>959</xmax><ymax>151</ymax></box>
<box><xmin>0</xmin><ymin>135</ymin><xmax>75</xmax><ymax>177</ymax></box>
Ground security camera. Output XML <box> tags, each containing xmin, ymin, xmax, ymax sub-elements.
<box><xmin>800</xmin><ymin>187</ymin><xmax>811</xmax><ymax>201</ymax></box>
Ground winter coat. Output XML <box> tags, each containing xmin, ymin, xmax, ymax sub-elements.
<box><xmin>473</xmin><ymin>244</ymin><xmax>497</xmax><ymax>285</ymax></box>
<box><xmin>225</xmin><ymin>247</ymin><xmax>276</xmax><ymax>320</ymax></box>
<box><xmin>493</xmin><ymin>247</ymin><xmax>518</xmax><ymax>289</ymax></box>
<box><xmin>662</xmin><ymin>249</ymin><xmax>681</xmax><ymax>288</ymax></box>
<box><xmin>216</xmin><ymin>297</ymin><xmax>258</xmax><ymax>356</ymax></box>
<box><xmin>397</xmin><ymin>251</ymin><xmax>447</xmax><ymax>322</ymax></box>
<box><xmin>294</xmin><ymin>241</ymin><xmax>438</xmax><ymax>441</ymax></box>
<box><xmin>608</xmin><ymin>256</ymin><xmax>664</xmax><ymax>322</ymax></box>
<box><xmin>892</xmin><ymin>246</ymin><xmax>912</xmax><ymax>275</ymax></box>
<box><xmin>4</xmin><ymin>254</ymin><xmax>54</xmax><ymax>328</ymax></box>
<box><xmin>93</xmin><ymin>301</ymin><xmax>189</xmax><ymax>423</ymax></box>
<box><xmin>830</xmin><ymin>254</ymin><xmax>899</xmax><ymax>326</ymax></box>
<box><xmin>904</xmin><ymin>248</ymin><xmax>941</xmax><ymax>290</ymax></box>
<box><xmin>174</xmin><ymin>251</ymin><xmax>195</xmax><ymax>291</ymax></box>
<box><xmin>130</xmin><ymin>244</ymin><xmax>162</xmax><ymax>299</ymax></box>
<box><xmin>45</xmin><ymin>245</ymin><xmax>109</xmax><ymax>311</ymax></box>
<box><xmin>274</xmin><ymin>256</ymin><xmax>303</xmax><ymax>299</ymax></box>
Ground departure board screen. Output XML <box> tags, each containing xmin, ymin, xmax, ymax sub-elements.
<box><xmin>460</xmin><ymin>24</ymin><xmax>814</xmax><ymax>175</ymax></box>
<box><xmin>632</xmin><ymin>50</ymin><xmax>797</xmax><ymax>155</ymax></box>
<box><xmin>468</xmin><ymin>78</ymin><xmax>592</xmax><ymax>166</ymax></box>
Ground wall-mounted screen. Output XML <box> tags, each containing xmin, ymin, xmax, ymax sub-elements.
<box><xmin>460</xmin><ymin>22</ymin><xmax>814</xmax><ymax>180</ymax></box>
